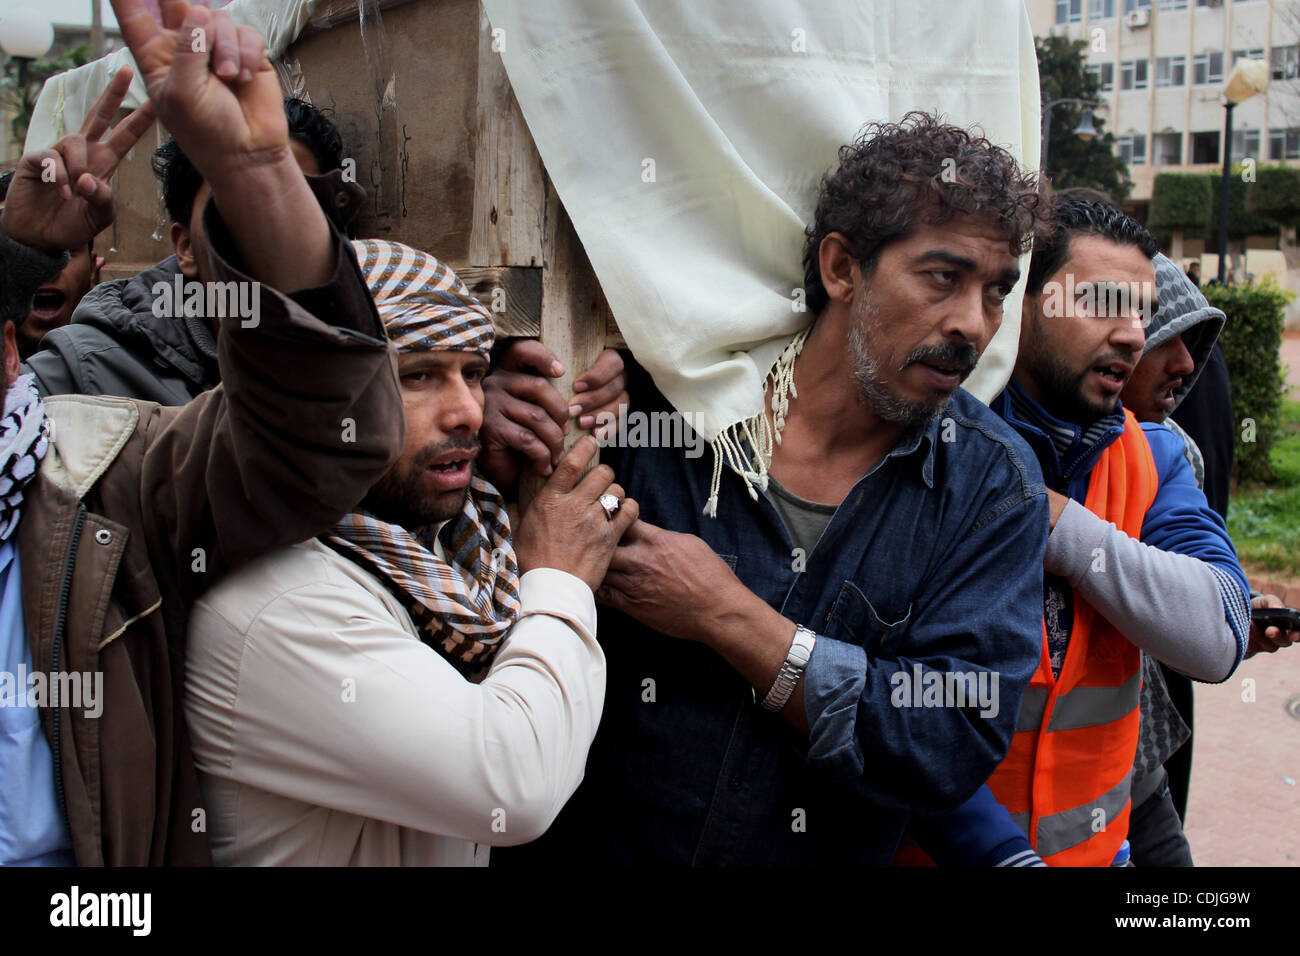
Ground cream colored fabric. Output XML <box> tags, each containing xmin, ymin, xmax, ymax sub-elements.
<box><xmin>184</xmin><ymin>538</ymin><xmax>604</xmax><ymax>866</ymax></box>
<box><xmin>481</xmin><ymin>0</ymin><xmax>1041</xmax><ymax>438</ymax></box>
<box><xmin>25</xmin><ymin>0</ymin><xmax>320</xmax><ymax>151</ymax></box>
<box><xmin>40</xmin><ymin>394</ymin><xmax>139</xmax><ymax>499</ymax></box>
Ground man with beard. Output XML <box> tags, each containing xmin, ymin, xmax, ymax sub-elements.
<box><xmin>497</xmin><ymin>112</ymin><xmax>1054</xmax><ymax>866</ymax></box>
<box><xmin>0</xmin><ymin>0</ymin><xmax>404</xmax><ymax>865</ymax></box>
<box><xmin>184</xmin><ymin>240</ymin><xmax>638</xmax><ymax>865</ymax></box>
<box><xmin>912</xmin><ymin>203</ymin><xmax>1251</xmax><ymax>867</ymax></box>
<box><xmin>1119</xmin><ymin>252</ymin><xmax>1298</xmax><ymax>865</ymax></box>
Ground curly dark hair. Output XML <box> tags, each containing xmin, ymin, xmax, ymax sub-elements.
<box><xmin>1025</xmin><ymin>198</ymin><xmax>1158</xmax><ymax>295</ymax></box>
<box><xmin>801</xmin><ymin>111</ymin><xmax>1047</xmax><ymax>317</ymax></box>
<box><xmin>151</xmin><ymin>98</ymin><xmax>344</xmax><ymax>230</ymax></box>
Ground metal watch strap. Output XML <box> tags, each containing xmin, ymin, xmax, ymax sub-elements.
<box><xmin>760</xmin><ymin>624</ymin><xmax>817</xmax><ymax>712</ymax></box>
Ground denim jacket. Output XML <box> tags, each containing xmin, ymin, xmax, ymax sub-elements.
<box><xmin>507</xmin><ymin>369</ymin><xmax>1049</xmax><ymax>867</ymax></box>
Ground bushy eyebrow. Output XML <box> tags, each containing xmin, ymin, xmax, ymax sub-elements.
<box><xmin>917</xmin><ymin>249</ymin><xmax>1020</xmax><ymax>285</ymax></box>
<box><xmin>396</xmin><ymin>353</ymin><xmax>489</xmax><ymax>374</ymax></box>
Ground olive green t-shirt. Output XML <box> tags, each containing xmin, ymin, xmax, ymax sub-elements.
<box><xmin>765</xmin><ymin>476</ymin><xmax>837</xmax><ymax>555</ymax></box>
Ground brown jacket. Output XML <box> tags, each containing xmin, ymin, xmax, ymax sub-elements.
<box><xmin>21</xmin><ymin>176</ymin><xmax>402</xmax><ymax>865</ymax></box>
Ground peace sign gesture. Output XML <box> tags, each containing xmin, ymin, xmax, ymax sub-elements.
<box><xmin>111</xmin><ymin>0</ymin><xmax>288</xmax><ymax>189</ymax></box>
<box><xmin>0</xmin><ymin>65</ymin><xmax>154</xmax><ymax>254</ymax></box>
<box><xmin>109</xmin><ymin>0</ymin><xmax>333</xmax><ymax>292</ymax></box>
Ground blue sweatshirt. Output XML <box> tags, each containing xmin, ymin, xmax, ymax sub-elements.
<box><xmin>909</xmin><ymin>383</ymin><xmax>1249</xmax><ymax>866</ymax></box>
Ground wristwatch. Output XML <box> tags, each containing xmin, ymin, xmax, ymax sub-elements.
<box><xmin>760</xmin><ymin>624</ymin><xmax>817</xmax><ymax>712</ymax></box>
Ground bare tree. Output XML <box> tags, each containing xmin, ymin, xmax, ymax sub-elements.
<box><xmin>1268</xmin><ymin>1</ymin><xmax>1300</xmax><ymax>131</ymax></box>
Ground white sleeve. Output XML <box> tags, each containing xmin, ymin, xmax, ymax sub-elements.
<box><xmin>1045</xmin><ymin>499</ymin><xmax>1237</xmax><ymax>682</ymax></box>
<box><xmin>195</xmin><ymin>567</ymin><xmax>604</xmax><ymax>846</ymax></box>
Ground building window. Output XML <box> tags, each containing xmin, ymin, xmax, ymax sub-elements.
<box><xmin>1156</xmin><ymin>55</ymin><xmax>1186</xmax><ymax>87</ymax></box>
<box><xmin>1124</xmin><ymin>0</ymin><xmax>1152</xmax><ymax>12</ymax></box>
<box><xmin>1157</xmin><ymin>0</ymin><xmax>1187</xmax><ymax>10</ymax></box>
<box><xmin>1154</xmin><ymin>132</ymin><xmax>1183</xmax><ymax>166</ymax></box>
<box><xmin>1192</xmin><ymin>52</ymin><xmax>1223</xmax><ymax>84</ymax></box>
<box><xmin>1121</xmin><ymin>59</ymin><xmax>1149</xmax><ymax>89</ymax></box>
<box><xmin>1231</xmin><ymin>128</ymin><xmax>1261</xmax><ymax>159</ymax></box>
<box><xmin>1087</xmin><ymin>62</ymin><xmax>1116</xmax><ymax>91</ymax></box>
<box><xmin>1057</xmin><ymin>0</ymin><xmax>1084</xmax><ymax>23</ymax></box>
<box><xmin>1191</xmin><ymin>131</ymin><xmax>1221</xmax><ymax>163</ymax></box>
<box><xmin>1090</xmin><ymin>0</ymin><xmax>1116</xmax><ymax>17</ymax></box>
<box><xmin>1272</xmin><ymin>46</ymin><xmax>1299</xmax><ymax>82</ymax></box>
<box><xmin>1269</xmin><ymin>128</ymin><xmax>1300</xmax><ymax>161</ymax></box>
<box><xmin>1118</xmin><ymin>134</ymin><xmax>1147</xmax><ymax>164</ymax></box>
<box><xmin>1233</xmin><ymin>48</ymin><xmax>1266</xmax><ymax>66</ymax></box>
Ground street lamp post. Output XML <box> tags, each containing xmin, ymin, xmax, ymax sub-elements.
<box><xmin>1041</xmin><ymin>97</ymin><xmax>1102</xmax><ymax>177</ymax></box>
<box><xmin>0</xmin><ymin>8</ymin><xmax>54</xmax><ymax>162</ymax></box>
<box><xmin>1216</xmin><ymin>58</ymin><xmax>1270</xmax><ymax>284</ymax></box>
<box><xmin>0</xmin><ymin>8</ymin><xmax>54</xmax><ymax>87</ymax></box>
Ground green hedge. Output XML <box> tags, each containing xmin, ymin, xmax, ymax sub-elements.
<box><xmin>1205</xmin><ymin>278</ymin><xmax>1294</xmax><ymax>484</ymax></box>
<box><xmin>1148</xmin><ymin>173</ymin><xmax>1213</xmax><ymax>233</ymax></box>
<box><xmin>1249</xmin><ymin>167</ymin><xmax>1300</xmax><ymax>229</ymax></box>
<box><xmin>1149</xmin><ymin>166</ymin><xmax>1299</xmax><ymax>240</ymax></box>
<box><xmin>1207</xmin><ymin>169</ymin><xmax>1276</xmax><ymax>239</ymax></box>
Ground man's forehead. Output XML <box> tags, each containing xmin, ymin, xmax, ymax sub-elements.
<box><xmin>905</xmin><ymin>214</ymin><xmax>1018</xmax><ymax>259</ymax></box>
<box><xmin>396</xmin><ymin>349</ymin><xmax>489</xmax><ymax>365</ymax></box>
<box><xmin>1059</xmin><ymin>234</ymin><xmax>1154</xmax><ymax>279</ymax></box>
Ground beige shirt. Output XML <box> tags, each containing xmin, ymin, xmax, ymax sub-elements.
<box><xmin>184</xmin><ymin>538</ymin><xmax>604</xmax><ymax>866</ymax></box>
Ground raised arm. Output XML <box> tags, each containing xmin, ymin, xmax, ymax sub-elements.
<box><xmin>105</xmin><ymin>0</ymin><xmax>402</xmax><ymax>593</ymax></box>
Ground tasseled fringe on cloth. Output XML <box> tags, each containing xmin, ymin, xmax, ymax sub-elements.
<box><xmin>703</xmin><ymin>327</ymin><xmax>808</xmax><ymax>517</ymax></box>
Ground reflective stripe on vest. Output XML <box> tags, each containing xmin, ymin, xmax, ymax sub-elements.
<box><xmin>1048</xmin><ymin>671</ymin><xmax>1141</xmax><ymax>732</ymax></box>
<box><xmin>988</xmin><ymin>410</ymin><xmax>1158</xmax><ymax>867</ymax></box>
<box><xmin>1035</xmin><ymin>768</ymin><xmax>1135</xmax><ymax>858</ymax></box>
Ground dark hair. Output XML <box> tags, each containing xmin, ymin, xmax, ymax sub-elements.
<box><xmin>151</xmin><ymin>98</ymin><xmax>345</xmax><ymax>229</ymax></box>
<box><xmin>801</xmin><ymin>111</ymin><xmax>1047</xmax><ymax>317</ymax></box>
<box><xmin>1050</xmin><ymin>186</ymin><xmax>1115</xmax><ymax>206</ymax></box>
<box><xmin>1025</xmin><ymin>199</ymin><xmax>1158</xmax><ymax>294</ymax></box>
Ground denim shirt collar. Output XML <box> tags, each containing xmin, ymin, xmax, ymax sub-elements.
<box><xmin>894</xmin><ymin>416</ymin><xmax>938</xmax><ymax>490</ymax></box>
<box><xmin>736</xmin><ymin>405</ymin><xmax>938</xmax><ymax>493</ymax></box>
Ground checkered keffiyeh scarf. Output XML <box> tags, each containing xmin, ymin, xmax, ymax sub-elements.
<box><xmin>0</xmin><ymin>375</ymin><xmax>48</xmax><ymax>543</ymax></box>
<box><xmin>351</xmin><ymin>238</ymin><xmax>495</xmax><ymax>353</ymax></box>
<box><xmin>325</xmin><ymin>240</ymin><xmax>519</xmax><ymax>673</ymax></box>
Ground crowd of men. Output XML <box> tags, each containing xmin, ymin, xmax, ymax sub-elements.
<box><xmin>1</xmin><ymin>0</ymin><xmax>1296</xmax><ymax>867</ymax></box>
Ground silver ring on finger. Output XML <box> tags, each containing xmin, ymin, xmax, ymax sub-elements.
<box><xmin>598</xmin><ymin>493</ymin><xmax>622</xmax><ymax>521</ymax></box>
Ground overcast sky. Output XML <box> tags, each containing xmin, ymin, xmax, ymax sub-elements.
<box><xmin>0</xmin><ymin>1</ymin><xmax>120</xmax><ymax>28</ymax></box>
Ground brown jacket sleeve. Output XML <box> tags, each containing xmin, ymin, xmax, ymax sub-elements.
<box><xmin>138</xmin><ymin>170</ymin><xmax>402</xmax><ymax>607</ymax></box>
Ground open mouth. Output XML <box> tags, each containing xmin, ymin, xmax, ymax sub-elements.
<box><xmin>29</xmin><ymin>288</ymin><xmax>66</xmax><ymax>320</ymax></box>
<box><xmin>424</xmin><ymin>447</ymin><xmax>479</xmax><ymax>491</ymax></box>
<box><xmin>429</xmin><ymin>458</ymin><xmax>470</xmax><ymax>474</ymax></box>
<box><xmin>916</xmin><ymin>360</ymin><xmax>970</xmax><ymax>389</ymax></box>
<box><xmin>1092</xmin><ymin>363</ymin><xmax>1130</xmax><ymax>387</ymax></box>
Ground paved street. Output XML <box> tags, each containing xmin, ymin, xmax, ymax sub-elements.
<box><xmin>1283</xmin><ymin>332</ymin><xmax>1300</xmax><ymax>397</ymax></box>
<box><xmin>1183</xmin><ymin>334</ymin><xmax>1300</xmax><ymax>866</ymax></box>
<box><xmin>1184</xmin><ymin>584</ymin><xmax>1300</xmax><ymax>866</ymax></box>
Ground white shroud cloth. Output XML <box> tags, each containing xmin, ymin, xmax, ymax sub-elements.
<box><xmin>481</xmin><ymin>0</ymin><xmax>1042</xmax><ymax>442</ymax></box>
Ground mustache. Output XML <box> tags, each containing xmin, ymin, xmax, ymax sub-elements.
<box><xmin>411</xmin><ymin>434</ymin><xmax>480</xmax><ymax>469</ymax></box>
<box><xmin>902</xmin><ymin>341</ymin><xmax>978</xmax><ymax>374</ymax></box>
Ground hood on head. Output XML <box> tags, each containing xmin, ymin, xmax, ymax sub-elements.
<box><xmin>1146</xmin><ymin>253</ymin><xmax>1225</xmax><ymax>412</ymax></box>
<box><xmin>66</xmin><ymin>255</ymin><xmax>217</xmax><ymax>389</ymax></box>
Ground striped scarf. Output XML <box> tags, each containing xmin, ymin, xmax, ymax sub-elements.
<box><xmin>324</xmin><ymin>239</ymin><xmax>520</xmax><ymax>673</ymax></box>
<box><xmin>0</xmin><ymin>375</ymin><xmax>49</xmax><ymax>543</ymax></box>
<box><xmin>326</xmin><ymin>475</ymin><xmax>520</xmax><ymax>674</ymax></box>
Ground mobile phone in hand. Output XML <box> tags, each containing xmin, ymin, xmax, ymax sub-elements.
<box><xmin>1251</xmin><ymin>606</ymin><xmax>1300</xmax><ymax>632</ymax></box>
